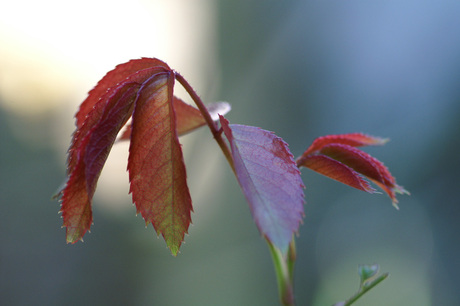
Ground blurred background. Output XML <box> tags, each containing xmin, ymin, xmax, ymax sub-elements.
<box><xmin>1</xmin><ymin>0</ymin><xmax>459</xmax><ymax>305</ymax></box>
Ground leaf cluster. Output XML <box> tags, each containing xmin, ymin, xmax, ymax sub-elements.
<box><xmin>55</xmin><ymin>58</ymin><xmax>408</xmax><ymax>257</ymax></box>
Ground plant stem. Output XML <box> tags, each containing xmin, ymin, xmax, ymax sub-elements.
<box><xmin>267</xmin><ymin>239</ymin><xmax>295</xmax><ymax>306</ymax></box>
<box><xmin>177</xmin><ymin>71</ymin><xmax>297</xmax><ymax>305</ymax></box>
<box><xmin>287</xmin><ymin>237</ymin><xmax>296</xmax><ymax>283</ymax></box>
<box><xmin>175</xmin><ymin>72</ymin><xmax>235</xmax><ymax>173</ymax></box>
<box><xmin>342</xmin><ymin>273</ymin><xmax>389</xmax><ymax>306</ymax></box>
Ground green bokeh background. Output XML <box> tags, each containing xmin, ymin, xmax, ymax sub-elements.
<box><xmin>1</xmin><ymin>1</ymin><xmax>459</xmax><ymax>305</ymax></box>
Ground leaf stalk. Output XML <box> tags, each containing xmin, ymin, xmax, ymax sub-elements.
<box><xmin>267</xmin><ymin>238</ymin><xmax>296</xmax><ymax>306</ymax></box>
<box><xmin>340</xmin><ymin>273</ymin><xmax>389</xmax><ymax>306</ymax></box>
<box><xmin>175</xmin><ymin>72</ymin><xmax>235</xmax><ymax>173</ymax></box>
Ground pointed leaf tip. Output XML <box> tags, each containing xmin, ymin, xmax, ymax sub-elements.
<box><xmin>61</xmin><ymin>81</ymin><xmax>143</xmax><ymax>243</ymax></box>
<box><xmin>128</xmin><ymin>72</ymin><xmax>192</xmax><ymax>255</ymax></box>
<box><xmin>298</xmin><ymin>133</ymin><xmax>408</xmax><ymax>206</ymax></box>
<box><xmin>220</xmin><ymin>116</ymin><xmax>305</xmax><ymax>253</ymax></box>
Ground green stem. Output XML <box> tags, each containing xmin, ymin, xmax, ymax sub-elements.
<box><xmin>287</xmin><ymin>237</ymin><xmax>296</xmax><ymax>284</ymax></box>
<box><xmin>342</xmin><ymin>273</ymin><xmax>389</xmax><ymax>306</ymax></box>
<box><xmin>267</xmin><ymin>239</ymin><xmax>295</xmax><ymax>306</ymax></box>
<box><xmin>174</xmin><ymin>72</ymin><xmax>235</xmax><ymax>173</ymax></box>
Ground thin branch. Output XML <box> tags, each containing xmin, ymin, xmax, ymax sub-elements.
<box><xmin>174</xmin><ymin>72</ymin><xmax>235</xmax><ymax>173</ymax></box>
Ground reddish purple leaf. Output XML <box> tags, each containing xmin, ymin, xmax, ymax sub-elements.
<box><xmin>320</xmin><ymin>144</ymin><xmax>394</xmax><ymax>187</ymax></box>
<box><xmin>172</xmin><ymin>97</ymin><xmax>205</xmax><ymax>135</ymax></box>
<box><xmin>119</xmin><ymin>96</ymin><xmax>204</xmax><ymax>140</ymax></box>
<box><xmin>220</xmin><ymin>116</ymin><xmax>305</xmax><ymax>252</ymax></box>
<box><xmin>61</xmin><ymin>66</ymin><xmax>168</xmax><ymax>243</ymax></box>
<box><xmin>76</xmin><ymin>58</ymin><xmax>169</xmax><ymax>128</ymax></box>
<box><xmin>60</xmin><ymin>58</ymin><xmax>194</xmax><ymax>253</ymax></box>
<box><xmin>298</xmin><ymin>133</ymin><xmax>408</xmax><ymax>208</ymax></box>
<box><xmin>67</xmin><ymin>66</ymin><xmax>168</xmax><ymax>175</ymax></box>
<box><xmin>302</xmin><ymin>133</ymin><xmax>388</xmax><ymax>157</ymax></box>
<box><xmin>128</xmin><ymin>72</ymin><xmax>192</xmax><ymax>256</ymax></box>
<box><xmin>61</xmin><ymin>82</ymin><xmax>141</xmax><ymax>242</ymax></box>
<box><xmin>118</xmin><ymin>99</ymin><xmax>231</xmax><ymax>140</ymax></box>
<box><xmin>300</xmin><ymin>154</ymin><xmax>376</xmax><ymax>193</ymax></box>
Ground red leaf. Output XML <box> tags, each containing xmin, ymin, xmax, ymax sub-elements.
<box><xmin>320</xmin><ymin>143</ymin><xmax>408</xmax><ymax>205</ymax></box>
<box><xmin>67</xmin><ymin>66</ymin><xmax>168</xmax><ymax>175</ymax></box>
<box><xmin>298</xmin><ymin>133</ymin><xmax>408</xmax><ymax>207</ymax></box>
<box><xmin>128</xmin><ymin>72</ymin><xmax>192</xmax><ymax>256</ymax></box>
<box><xmin>300</xmin><ymin>154</ymin><xmax>376</xmax><ymax>193</ymax></box>
<box><xmin>302</xmin><ymin>133</ymin><xmax>388</xmax><ymax>157</ymax></box>
<box><xmin>118</xmin><ymin>96</ymin><xmax>204</xmax><ymax>140</ymax></box>
<box><xmin>61</xmin><ymin>82</ymin><xmax>141</xmax><ymax>242</ymax></box>
<box><xmin>118</xmin><ymin>100</ymin><xmax>231</xmax><ymax>140</ymax></box>
<box><xmin>61</xmin><ymin>61</ymin><xmax>173</xmax><ymax>244</ymax></box>
<box><xmin>61</xmin><ymin>57</ymin><xmax>195</xmax><ymax>254</ymax></box>
<box><xmin>166</xmin><ymin>96</ymin><xmax>204</xmax><ymax>135</ymax></box>
<box><xmin>220</xmin><ymin>116</ymin><xmax>305</xmax><ymax>253</ymax></box>
<box><xmin>76</xmin><ymin>58</ymin><xmax>169</xmax><ymax>128</ymax></box>
<box><xmin>320</xmin><ymin>144</ymin><xmax>395</xmax><ymax>187</ymax></box>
